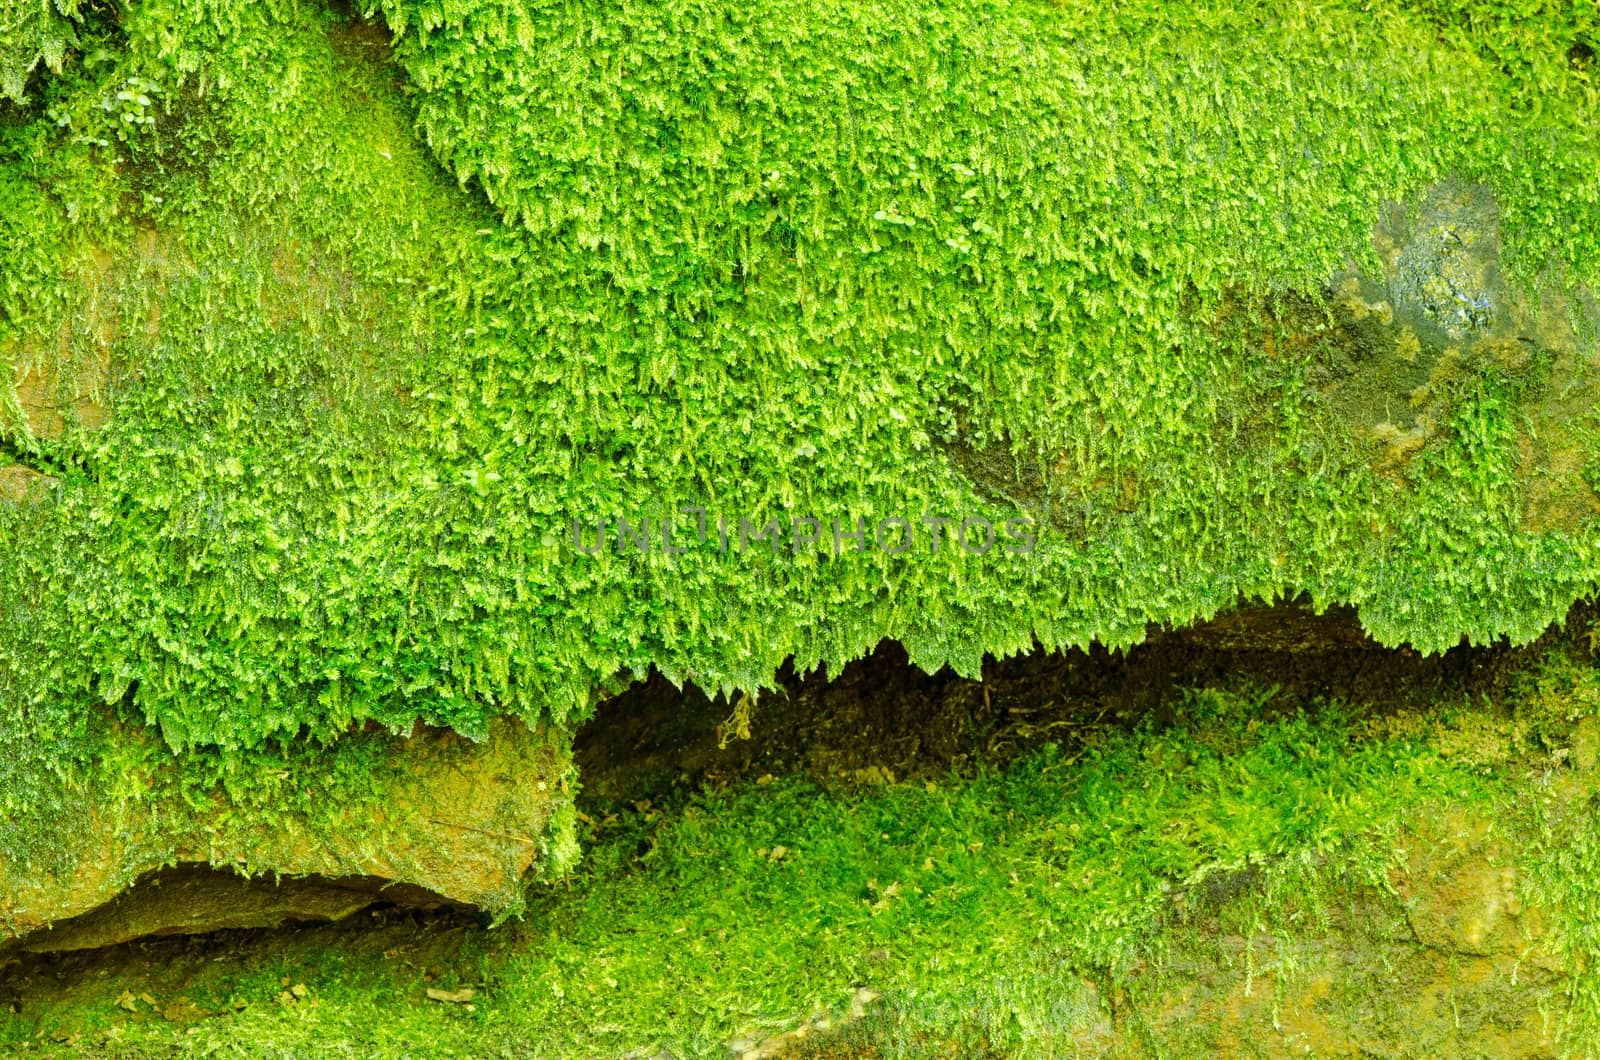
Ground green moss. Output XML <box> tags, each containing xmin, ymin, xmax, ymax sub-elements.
<box><xmin>0</xmin><ymin>0</ymin><xmax>1598</xmax><ymax>788</ymax></box>
<box><xmin>9</xmin><ymin>676</ymin><xmax>1591</xmax><ymax>1056</ymax></box>
<box><xmin>0</xmin><ymin>0</ymin><xmax>81</xmax><ymax>104</ymax></box>
<box><xmin>7</xmin><ymin>6</ymin><xmax>1600</xmax><ymax>1047</ymax></box>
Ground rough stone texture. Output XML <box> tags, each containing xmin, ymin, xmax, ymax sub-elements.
<box><xmin>1395</xmin><ymin>805</ymin><xmax>1542</xmax><ymax>961</ymax></box>
<box><xmin>0</xmin><ymin>463</ymin><xmax>49</xmax><ymax>500</ymax></box>
<box><xmin>1115</xmin><ymin>808</ymin><xmax>1566</xmax><ymax>1057</ymax></box>
<box><xmin>3</xmin><ymin>242</ymin><xmax>115</xmax><ymax>447</ymax></box>
<box><xmin>1319</xmin><ymin>180</ymin><xmax>1600</xmax><ymax>525</ymax></box>
<box><xmin>14</xmin><ymin>358</ymin><xmax>107</xmax><ymax>440</ymax></box>
<box><xmin>0</xmin><ymin>716</ymin><xmax>573</xmax><ymax>947</ymax></box>
<box><xmin>17</xmin><ymin>868</ymin><xmax>389</xmax><ymax>954</ymax></box>
<box><xmin>1095</xmin><ymin>722</ymin><xmax>1600</xmax><ymax>1057</ymax></box>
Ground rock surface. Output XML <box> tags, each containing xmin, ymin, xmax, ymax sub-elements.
<box><xmin>18</xmin><ymin>869</ymin><xmax>391</xmax><ymax>954</ymax></box>
<box><xmin>1320</xmin><ymin>179</ymin><xmax>1600</xmax><ymax>529</ymax></box>
<box><xmin>0</xmin><ymin>716</ymin><xmax>574</xmax><ymax>948</ymax></box>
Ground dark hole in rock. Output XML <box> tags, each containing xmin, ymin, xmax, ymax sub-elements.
<box><xmin>5</xmin><ymin>865</ymin><xmax>470</xmax><ymax>957</ymax></box>
<box><xmin>574</xmin><ymin>597</ymin><xmax>1522</xmax><ymax>810</ymax></box>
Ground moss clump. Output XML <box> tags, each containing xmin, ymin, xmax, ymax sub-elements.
<box><xmin>0</xmin><ymin>0</ymin><xmax>1598</xmax><ymax>843</ymax></box>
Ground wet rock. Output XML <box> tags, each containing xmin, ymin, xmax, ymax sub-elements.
<box><xmin>1393</xmin><ymin>807</ymin><xmax>1538</xmax><ymax>960</ymax></box>
<box><xmin>726</xmin><ymin>986</ymin><xmax>882</xmax><ymax>1059</ymax></box>
<box><xmin>1318</xmin><ymin>179</ymin><xmax>1600</xmax><ymax>526</ymax></box>
<box><xmin>951</xmin><ymin>180</ymin><xmax>1600</xmax><ymax>543</ymax></box>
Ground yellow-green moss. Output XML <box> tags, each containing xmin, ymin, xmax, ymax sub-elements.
<box><xmin>0</xmin><ymin>0</ymin><xmax>1597</xmax><ymax>761</ymax></box>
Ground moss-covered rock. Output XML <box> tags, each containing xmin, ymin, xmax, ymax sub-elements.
<box><xmin>1</xmin><ymin>713</ymin><xmax>574</xmax><ymax>944</ymax></box>
<box><xmin>0</xmin><ymin>0</ymin><xmax>1597</xmax><ymax>924</ymax></box>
